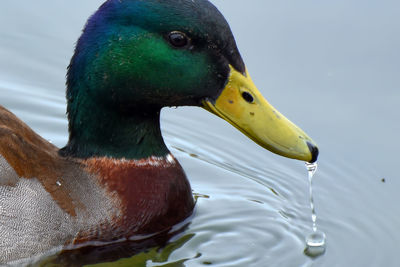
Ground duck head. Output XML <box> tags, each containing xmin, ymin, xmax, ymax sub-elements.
<box><xmin>63</xmin><ymin>0</ymin><xmax>318</xmax><ymax>162</ymax></box>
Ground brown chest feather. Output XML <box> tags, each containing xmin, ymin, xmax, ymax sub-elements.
<box><xmin>83</xmin><ymin>157</ymin><xmax>194</xmax><ymax>236</ymax></box>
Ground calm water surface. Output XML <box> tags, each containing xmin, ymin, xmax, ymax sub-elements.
<box><xmin>1</xmin><ymin>1</ymin><xmax>400</xmax><ymax>266</ymax></box>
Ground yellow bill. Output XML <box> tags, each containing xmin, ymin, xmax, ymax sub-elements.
<box><xmin>203</xmin><ymin>65</ymin><xmax>318</xmax><ymax>162</ymax></box>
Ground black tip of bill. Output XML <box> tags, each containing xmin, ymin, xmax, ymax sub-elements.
<box><xmin>307</xmin><ymin>142</ymin><xmax>319</xmax><ymax>163</ymax></box>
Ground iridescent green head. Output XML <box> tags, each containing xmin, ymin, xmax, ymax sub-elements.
<box><xmin>62</xmin><ymin>0</ymin><xmax>244</xmax><ymax>158</ymax></box>
<box><xmin>66</xmin><ymin>0</ymin><xmax>244</xmax><ymax>108</ymax></box>
<box><xmin>62</xmin><ymin>0</ymin><xmax>318</xmax><ymax>162</ymax></box>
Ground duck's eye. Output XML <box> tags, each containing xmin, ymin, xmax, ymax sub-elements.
<box><xmin>242</xmin><ymin>92</ymin><xmax>254</xmax><ymax>103</ymax></box>
<box><xmin>168</xmin><ymin>31</ymin><xmax>189</xmax><ymax>48</ymax></box>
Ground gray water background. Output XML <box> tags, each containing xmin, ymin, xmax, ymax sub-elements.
<box><xmin>1</xmin><ymin>0</ymin><xmax>399</xmax><ymax>266</ymax></box>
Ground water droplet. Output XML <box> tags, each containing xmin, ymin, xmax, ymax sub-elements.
<box><xmin>305</xmin><ymin>230</ymin><xmax>326</xmax><ymax>257</ymax></box>
<box><xmin>56</xmin><ymin>181</ymin><xmax>62</xmax><ymax>187</ymax></box>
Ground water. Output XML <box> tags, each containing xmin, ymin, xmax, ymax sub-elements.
<box><xmin>306</xmin><ymin>162</ymin><xmax>319</xmax><ymax>233</ymax></box>
<box><xmin>1</xmin><ymin>1</ymin><xmax>400</xmax><ymax>266</ymax></box>
<box><xmin>304</xmin><ymin>162</ymin><xmax>326</xmax><ymax>257</ymax></box>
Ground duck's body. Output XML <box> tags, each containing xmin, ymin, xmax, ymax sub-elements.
<box><xmin>0</xmin><ymin>0</ymin><xmax>318</xmax><ymax>263</ymax></box>
<box><xmin>0</xmin><ymin>106</ymin><xmax>193</xmax><ymax>262</ymax></box>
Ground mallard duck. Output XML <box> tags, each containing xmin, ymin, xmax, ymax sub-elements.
<box><xmin>0</xmin><ymin>0</ymin><xmax>318</xmax><ymax>263</ymax></box>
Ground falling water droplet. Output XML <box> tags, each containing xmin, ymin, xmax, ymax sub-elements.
<box><xmin>304</xmin><ymin>162</ymin><xmax>326</xmax><ymax>257</ymax></box>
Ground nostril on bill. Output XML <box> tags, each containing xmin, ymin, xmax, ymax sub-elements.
<box><xmin>307</xmin><ymin>141</ymin><xmax>319</xmax><ymax>163</ymax></box>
